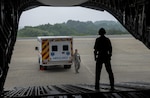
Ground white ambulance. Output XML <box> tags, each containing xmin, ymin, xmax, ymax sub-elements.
<box><xmin>36</xmin><ymin>36</ymin><xmax>73</xmax><ymax>70</ymax></box>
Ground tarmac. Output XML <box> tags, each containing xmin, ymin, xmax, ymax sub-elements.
<box><xmin>4</xmin><ymin>35</ymin><xmax>150</xmax><ymax>90</ymax></box>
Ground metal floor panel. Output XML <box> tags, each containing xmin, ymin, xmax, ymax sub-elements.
<box><xmin>3</xmin><ymin>82</ymin><xmax>150</xmax><ymax>98</ymax></box>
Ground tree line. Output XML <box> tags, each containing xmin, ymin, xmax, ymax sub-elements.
<box><xmin>18</xmin><ymin>20</ymin><xmax>129</xmax><ymax>37</ymax></box>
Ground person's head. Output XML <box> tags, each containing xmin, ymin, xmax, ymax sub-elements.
<box><xmin>75</xmin><ymin>49</ymin><xmax>78</xmax><ymax>53</ymax></box>
<box><xmin>98</xmin><ymin>28</ymin><xmax>106</xmax><ymax>35</ymax></box>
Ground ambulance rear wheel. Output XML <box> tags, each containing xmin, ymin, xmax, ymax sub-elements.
<box><xmin>40</xmin><ymin>65</ymin><xmax>45</xmax><ymax>70</ymax></box>
<box><xmin>39</xmin><ymin>65</ymin><xmax>42</xmax><ymax>70</ymax></box>
<box><xmin>64</xmin><ymin>65</ymin><xmax>71</xmax><ymax>69</ymax></box>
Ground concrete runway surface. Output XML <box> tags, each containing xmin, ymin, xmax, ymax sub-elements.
<box><xmin>4</xmin><ymin>35</ymin><xmax>150</xmax><ymax>90</ymax></box>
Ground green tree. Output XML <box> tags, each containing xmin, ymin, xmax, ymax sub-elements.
<box><xmin>18</xmin><ymin>20</ymin><xmax>129</xmax><ymax>37</ymax></box>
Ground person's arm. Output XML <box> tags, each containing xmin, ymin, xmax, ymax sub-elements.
<box><xmin>94</xmin><ymin>50</ymin><xmax>97</xmax><ymax>61</ymax></box>
<box><xmin>108</xmin><ymin>39</ymin><xmax>112</xmax><ymax>57</ymax></box>
<box><xmin>94</xmin><ymin>39</ymin><xmax>98</xmax><ymax>61</ymax></box>
<box><xmin>79</xmin><ymin>54</ymin><xmax>81</xmax><ymax>62</ymax></box>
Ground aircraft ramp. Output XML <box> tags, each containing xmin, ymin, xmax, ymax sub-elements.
<box><xmin>3</xmin><ymin>82</ymin><xmax>150</xmax><ymax>98</ymax></box>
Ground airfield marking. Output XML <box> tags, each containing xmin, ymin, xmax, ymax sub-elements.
<box><xmin>81</xmin><ymin>61</ymin><xmax>95</xmax><ymax>77</ymax></box>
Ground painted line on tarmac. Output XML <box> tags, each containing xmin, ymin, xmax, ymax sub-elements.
<box><xmin>81</xmin><ymin>61</ymin><xmax>95</xmax><ymax>77</ymax></box>
<box><xmin>17</xmin><ymin>37</ymin><xmax>134</xmax><ymax>41</ymax></box>
<box><xmin>17</xmin><ymin>39</ymin><xmax>36</xmax><ymax>41</ymax></box>
<box><xmin>110</xmin><ymin>37</ymin><xmax>134</xmax><ymax>39</ymax></box>
<box><xmin>74</xmin><ymin>38</ymin><xmax>134</xmax><ymax>41</ymax></box>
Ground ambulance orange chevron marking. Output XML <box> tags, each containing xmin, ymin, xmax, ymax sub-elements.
<box><xmin>42</xmin><ymin>46</ymin><xmax>49</xmax><ymax>55</ymax></box>
<box><xmin>70</xmin><ymin>39</ymin><xmax>73</xmax><ymax>56</ymax></box>
<box><xmin>42</xmin><ymin>39</ymin><xmax>50</xmax><ymax>62</ymax></box>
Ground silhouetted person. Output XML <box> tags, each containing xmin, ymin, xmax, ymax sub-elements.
<box><xmin>94</xmin><ymin>28</ymin><xmax>114</xmax><ymax>90</ymax></box>
<box><xmin>73</xmin><ymin>49</ymin><xmax>81</xmax><ymax>73</ymax></box>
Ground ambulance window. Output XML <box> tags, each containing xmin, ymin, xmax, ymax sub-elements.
<box><xmin>63</xmin><ymin>45</ymin><xmax>68</xmax><ymax>51</ymax></box>
<box><xmin>52</xmin><ymin>45</ymin><xmax>58</xmax><ymax>51</ymax></box>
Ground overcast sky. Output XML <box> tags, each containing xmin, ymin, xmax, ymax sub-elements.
<box><xmin>19</xmin><ymin>6</ymin><xmax>117</xmax><ymax>27</ymax></box>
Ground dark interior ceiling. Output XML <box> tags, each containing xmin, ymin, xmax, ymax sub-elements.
<box><xmin>37</xmin><ymin>0</ymin><xmax>88</xmax><ymax>6</ymax></box>
<box><xmin>0</xmin><ymin>0</ymin><xmax>150</xmax><ymax>95</ymax></box>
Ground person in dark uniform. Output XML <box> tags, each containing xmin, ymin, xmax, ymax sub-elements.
<box><xmin>94</xmin><ymin>28</ymin><xmax>114</xmax><ymax>90</ymax></box>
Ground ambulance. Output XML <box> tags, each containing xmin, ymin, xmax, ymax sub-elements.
<box><xmin>36</xmin><ymin>36</ymin><xmax>73</xmax><ymax>70</ymax></box>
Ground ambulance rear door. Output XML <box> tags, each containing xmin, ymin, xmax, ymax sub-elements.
<box><xmin>50</xmin><ymin>40</ymin><xmax>71</xmax><ymax>62</ymax></box>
